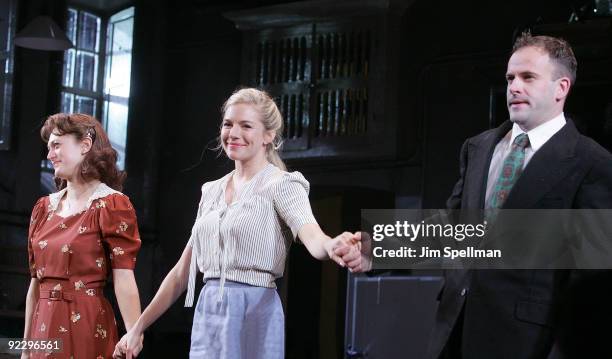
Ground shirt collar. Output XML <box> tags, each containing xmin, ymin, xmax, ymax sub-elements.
<box><xmin>47</xmin><ymin>182</ymin><xmax>117</xmax><ymax>212</ymax></box>
<box><xmin>220</xmin><ymin>162</ymin><xmax>276</xmax><ymax>201</ymax></box>
<box><xmin>510</xmin><ymin>112</ymin><xmax>566</xmax><ymax>152</ymax></box>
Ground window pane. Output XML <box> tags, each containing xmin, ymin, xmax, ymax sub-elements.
<box><xmin>105</xmin><ymin>17</ymin><xmax>133</xmax><ymax>97</ymax></box>
<box><xmin>0</xmin><ymin>2</ymin><xmax>9</xmax><ymax>50</ymax></box>
<box><xmin>61</xmin><ymin>92</ymin><xmax>74</xmax><ymax>113</ymax></box>
<box><xmin>103</xmin><ymin>6</ymin><xmax>134</xmax><ymax>170</ymax></box>
<box><xmin>1</xmin><ymin>61</ymin><xmax>12</xmax><ymax>106</ymax></box>
<box><xmin>104</xmin><ymin>101</ymin><xmax>127</xmax><ymax>169</ymax></box>
<box><xmin>75</xmin><ymin>95</ymin><xmax>96</xmax><ymax>115</ymax></box>
<box><xmin>2</xmin><ymin>54</ymin><xmax>11</xmax><ymax>75</ymax></box>
<box><xmin>78</xmin><ymin>12</ymin><xmax>100</xmax><ymax>52</ymax></box>
<box><xmin>106</xmin><ymin>51</ymin><xmax>131</xmax><ymax>97</ymax></box>
<box><xmin>75</xmin><ymin>50</ymin><xmax>97</xmax><ymax>90</ymax></box>
<box><xmin>112</xmin><ymin>18</ymin><xmax>133</xmax><ymax>53</ymax></box>
<box><xmin>0</xmin><ymin>59</ymin><xmax>13</xmax><ymax>134</ymax></box>
<box><xmin>62</xmin><ymin>49</ymin><xmax>75</xmax><ymax>87</ymax></box>
<box><xmin>0</xmin><ymin>0</ymin><xmax>16</xmax><ymax>150</ymax></box>
<box><xmin>66</xmin><ymin>8</ymin><xmax>77</xmax><ymax>44</ymax></box>
<box><xmin>109</xmin><ymin>7</ymin><xmax>134</xmax><ymax>23</ymax></box>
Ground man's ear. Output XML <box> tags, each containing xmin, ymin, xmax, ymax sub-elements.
<box><xmin>556</xmin><ymin>76</ymin><xmax>571</xmax><ymax>102</ymax></box>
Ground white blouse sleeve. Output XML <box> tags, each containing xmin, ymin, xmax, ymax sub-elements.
<box><xmin>273</xmin><ymin>171</ymin><xmax>318</xmax><ymax>238</ymax></box>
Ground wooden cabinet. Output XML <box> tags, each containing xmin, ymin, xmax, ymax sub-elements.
<box><xmin>225</xmin><ymin>0</ymin><xmax>412</xmax><ymax>162</ymax></box>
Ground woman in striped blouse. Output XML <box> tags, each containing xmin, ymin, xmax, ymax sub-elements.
<box><xmin>114</xmin><ymin>88</ymin><xmax>361</xmax><ymax>358</ymax></box>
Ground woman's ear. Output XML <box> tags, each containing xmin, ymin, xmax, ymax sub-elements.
<box><xmin>81</xmin><ymin>137</ymin><xmax>93</xmax><ymax>155</ymax></box>
<box><xmin>263</xmin><ymin>130</ymin><xmax>275</xmax><ymax>146</ymax></box>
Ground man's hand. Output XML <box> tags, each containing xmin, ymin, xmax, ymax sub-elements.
<box><xmin>324</xmin><ymin>231</ymin><xmax>362</xmax><ymax>267</ymax></box>
<box><xmin>335</xmin><ymin>231</ymin><xmax>372</xmax><ymax>273</ymax></box>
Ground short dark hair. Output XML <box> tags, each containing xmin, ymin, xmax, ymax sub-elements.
<box><xmin>512</xmin><ymin>32</ymin><xmax>577</xmax><ymax>84</ymax></box>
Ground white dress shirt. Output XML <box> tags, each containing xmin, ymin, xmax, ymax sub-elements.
<box><xmin>484</xmin><ymin>113</ymin><xmax>567</xmax><ymax>208</ymax></box>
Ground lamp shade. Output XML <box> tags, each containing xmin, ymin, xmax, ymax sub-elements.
<box><xmin>15</xmin><ymin>16</ymin><xmax>73</xmax><ymax>51</ymax></box>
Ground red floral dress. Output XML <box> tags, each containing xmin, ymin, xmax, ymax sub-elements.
<box><xmin>27</xmin><ymin>183</ymin><xmax>141</xmax><ymax>359</ymax></box>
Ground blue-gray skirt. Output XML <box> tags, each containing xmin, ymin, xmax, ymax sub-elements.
<box><xmin>190</xmin><ymin>279</ymin><xmax>284</xmax><ymax>359</ymax></box>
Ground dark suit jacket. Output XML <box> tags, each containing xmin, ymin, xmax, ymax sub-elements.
<box><xmin>427</xmin><ymin>119</ymin><xmax>612</xmax><ymax>359</ymax></box>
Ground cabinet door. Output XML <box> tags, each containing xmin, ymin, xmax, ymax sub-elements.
<box><xmin>246</xmin><ymin>24</ymin><xmax>313</xmax><ymax>151</ymax></box>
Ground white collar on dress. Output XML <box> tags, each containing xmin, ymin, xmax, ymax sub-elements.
<box><xmin>47</xmin><ymin>182</ymin><xmax>121</xmax><ymax>212</ymax></box>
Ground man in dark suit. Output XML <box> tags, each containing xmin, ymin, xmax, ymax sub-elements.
<box><xmin>429</xmin><ymin>32</ymin><xmax>612</xmax><ymax>359</ymax></box>
<box><xmin>339</xmin><ymin>32</ymin><xmax>612</xmax><ymax>358</ymax></box>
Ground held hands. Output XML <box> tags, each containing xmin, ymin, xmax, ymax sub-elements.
<box><xmin>324</xmin><ymin>231</ymin><xmax>370</xmax><ymax>271</ymax></box>
<box><xmin>324</xmin><ymin>232</ymin><xmax>360</xmax><ymax>268</ymax></box>
<box><xmin>113</xmin><ymin>328</ymin><xmax>144</xmax><ymax>359</ymax></box>
<box><xmin>334</xmin><ymin>232</ymin><xmax>372</xmax><ymax>273</ymax></box>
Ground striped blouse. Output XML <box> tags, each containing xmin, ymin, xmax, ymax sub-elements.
<box><xmin>185</xmin><ymin>163</ymin><xmax>317</xmax><ymax>306</ymax></box>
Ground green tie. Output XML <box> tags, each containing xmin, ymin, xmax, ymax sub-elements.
<box><xmin>488</xmin><ymin>133</ymin><xmax>530</xmax><ymax>209</ymax></box>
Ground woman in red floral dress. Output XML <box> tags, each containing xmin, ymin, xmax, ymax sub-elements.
<box><xmin>22</xmin><ymin>113</ymin><xmax>142</xmax><ymax>359</ymax></box>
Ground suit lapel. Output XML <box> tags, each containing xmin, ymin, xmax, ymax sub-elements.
<box><xmin>502</xmin><ymin>121</ymin><xmax>579</xmax><ymax>209</ymax></box>
<box><xmin>467</xmin><ymin>121</ymin><xmax>513</xmax><ymax>209</ymax></box>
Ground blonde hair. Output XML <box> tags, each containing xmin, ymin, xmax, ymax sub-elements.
<box><xmin>220</xmin><ymin>88</ymin><xmax>286</xmax><ymax>171</ymax></box>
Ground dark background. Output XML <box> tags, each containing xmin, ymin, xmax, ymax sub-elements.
<box><xmin>0</xmin><ymin>0</ymin><xmax>610</xmax><ymax>358</ymax></box>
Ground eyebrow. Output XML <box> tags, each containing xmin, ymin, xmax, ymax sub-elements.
<box><xmin>223</xmin><ymin>119</ymin><xmax>255</xmax><ymax>125</ymax></box>
<box><xmin>506</xmin><ymin>71</ymin><xmax>538</xmax><ymax>78</ymax></box>
<box><xmin>47</xmin><ymin>139</ymin><xmax>60</xmax><ymax>149</ymax></box>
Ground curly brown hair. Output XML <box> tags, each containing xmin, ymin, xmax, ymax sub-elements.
<box><xmin>41</xmin><ymin>113</ymin><xmax>126</xmax><ymax>191</ymax></box>
<box><xmin>512</xmin><ymin>31</ymin><xmax>577</xmax><ymax>84</ymax></box>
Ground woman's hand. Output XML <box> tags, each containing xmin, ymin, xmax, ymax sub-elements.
<box><xmin>334</xmin><ymin>231</ymin><xmax>372</xmax><ymax>273</ymax></box>
<box><xmin>324</xmin><ymin>231</ymin><xmax>360</xmax><ymax>267</ymax></box>
<box><xmin>113</xmin><ymin>327</ymin><xmax>144</xmax><ymax>358</ymax></box>
<box><xmin>297</xmin><ymin>224</ymin><xmax>361</xmax><ymax>264</ymax></box>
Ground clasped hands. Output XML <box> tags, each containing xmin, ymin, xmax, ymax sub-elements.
<box><xmin>327</xmin><ymin>231</ymin><xmax>372</xmax><ymax>273</ymax></box>
<box><xmin>113</xmin><ymin>331</ymin><xmax>143</xmax><ymax>359</ymax></box>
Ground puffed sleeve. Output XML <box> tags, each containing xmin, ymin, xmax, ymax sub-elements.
<box><xmin>27</xmin><ymin>197</ymin><xmax>47</xmax><ymax>278</ymax></box>
<box><xmin>98</xmin><ymin>194</ymin><xmax>141</xmax><ymax>269</ymax></box>
<box><xmin>273</xmin><ymin>171</ymin><xmax>318</xmax><ymax>238</ymax></box>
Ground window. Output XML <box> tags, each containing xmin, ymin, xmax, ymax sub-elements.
<box><xmin>62</xmin><ymin>8</ymin><xmax>101</xmax><ymax>116</ymax></box>
<box><xmin>59</xmin><ymin>6</ymin><xmax>134</xmax><ymax>169</ymax></box>
<box><xmin>0</xmin><ymin>0</ymin><xmax>17</xmax><ymax>150</ymax></box>
<box><xmin>102</xmin><ymin>7</ymin><xmax>134</xmax><ymax>169</ymax></box>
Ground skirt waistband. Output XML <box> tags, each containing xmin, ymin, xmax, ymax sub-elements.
<box><xmin>205</xmin><ymin>279</ymin><xmax>264</xmax><ymax>289</ymax></box>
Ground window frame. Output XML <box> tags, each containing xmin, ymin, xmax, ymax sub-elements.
<box><xmin>0</xmin><ymin>0</ymin><xmax>17</xmax><ymax>150</ymax></box>
<box><xmin>61</xmin><ymin>6</ymin><xmax>108</xmax><ymax>120</ymax></box>
<box><xmin>57</xmin><ymin>4</ymin><xmax>135</xmax><ymax>170</ymax></box>
<box><xmin>101</xmin><ymin>6</ymin><xmax>135</xmax><ymax>170</ymax></box>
